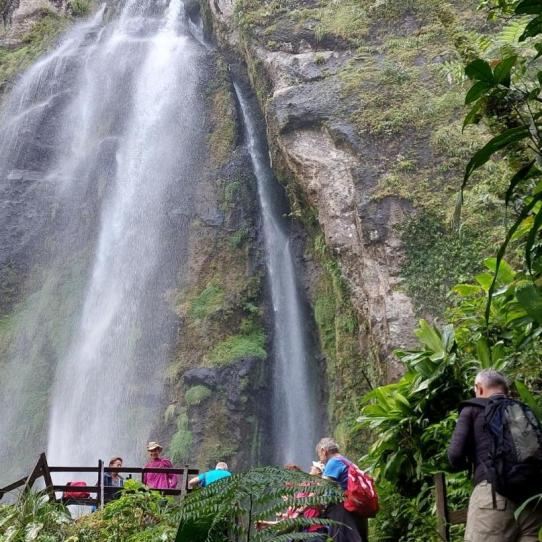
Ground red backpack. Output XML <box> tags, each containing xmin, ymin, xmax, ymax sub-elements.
<box><xmin>339</xmin><ymin>457</ymin><xmax>379</xmax><ymax>517</ymax></box>
<box><xmin>63</xmin><ymin>481</ymin><xmax>90</xmax><ymax>499</ymax></box>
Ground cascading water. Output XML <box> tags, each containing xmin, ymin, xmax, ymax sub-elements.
<box><xmin>0</xmin><ymin>0</ymin><xmax>322</xmax><ymax>480</ymax></box>
<box><xmin>234</xmin><ymin>82</ymin><xmax>321</xmax><ymax>468</ymax></box>
<box><xmin>0</xmin><ymin>0</ymin><xmax>204</xmax><ymax>474</ymax></box>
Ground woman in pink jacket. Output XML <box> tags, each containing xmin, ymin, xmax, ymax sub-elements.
<box><xmin>142</xmin><ymin>441</ymin><xmax>178</xmax><ymax>489</ymax></box>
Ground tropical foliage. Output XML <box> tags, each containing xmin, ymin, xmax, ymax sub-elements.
<box><xmin>0</xmin><ymin>472</ymin><xmax>343</xmax><ymax>542</ymax></box>
<box><xmin>177</xmin><ymin>467</ymin><xmax>342</xmax><ymax>542</ymax></box>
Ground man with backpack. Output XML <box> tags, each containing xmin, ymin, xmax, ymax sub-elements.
<box><xmin>448</xmin><ymin>369</ymin><xmax>542</xmax><ymax>542</ymax></box>
<box><xmin>316</xmin><ymin>437</ymin><xmax>378</xmax><ymax>542</ymax></box>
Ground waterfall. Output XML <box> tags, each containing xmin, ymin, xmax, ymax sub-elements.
<box><xmin>0</xmin><ymin>0</ymin><xmax>204</xmax><ymax>474</ymax></box>
<box><xmin>0</xmin><ymin>0</ymin><xmax>322</xmax><ymax>479</ymax></box>
<box><xmin>234</xmin><ymin>82</ymin><xmax>321</xmax><ymax>468</ymax></box>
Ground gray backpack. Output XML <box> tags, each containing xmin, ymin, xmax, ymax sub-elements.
<box><xmin>484</xmin><ymin>396</ymin><xmax>542</xmax><ymax>504</ymax></box>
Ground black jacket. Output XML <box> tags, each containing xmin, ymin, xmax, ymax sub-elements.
<box><xmin>447</xmin><ymin>397</ymin><xmax>493</xmax><ymax>485</ymax></box>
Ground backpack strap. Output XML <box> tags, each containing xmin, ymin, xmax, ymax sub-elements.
<box><xmin>459</xmin><ymin>398</ymin><xmax>487</xmax><ymax>411</ymax></box>
<box><xmin>483</xmin><ymin>396</ymin><xmax>510</xmax><ymax>509</ymax></box>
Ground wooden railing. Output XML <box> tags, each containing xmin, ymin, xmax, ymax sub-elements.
<box><xmin>434</xmin><ymin>473</ymin><xmax>468</xmax><ymax>541</ymax></box>
<box><xmin>0</xmin><ymin>452</ymin><xmax>198</xmax><ymax>508</ymax></box>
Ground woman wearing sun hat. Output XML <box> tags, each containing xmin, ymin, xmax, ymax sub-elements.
<box><xmin>142</xmin><ymin>441</ymin><xmax>178</xmax><ymax>489</ymax></box>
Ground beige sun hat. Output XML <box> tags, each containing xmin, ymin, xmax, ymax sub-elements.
<box><xmin>147</xmin><ymin>441</ymin><xmax>163</xmax><ymax>451</ymax></box>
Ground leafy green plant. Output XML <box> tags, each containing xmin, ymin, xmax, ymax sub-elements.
<box><xmin>188</xmin><ymin>283</ymin><xmax>225</xmax><ymax>320</ymax></box>
<box><xmin>207</xmin><ymin>325</ymin><xmax>266</xmax><ymax>365</ymax></box>
<box><xmin>185</xmin><ymin>385</ymin><xmax>212</xmax><ymax>406</ymax></box>
<box><xmin>457</xmin><ymin>0</ymin><xmax>542</xmax><ymax>321</ymax></box>
<box><xmin>358</xmin><ymin>320</ymin><xmax>471</xmax><ymax>496</ymax></box>
<box><xmin>68</xmin><ymin>0</ymin><xmax>92</xmax><ymax>16</ymax></box>
<box><xmin>176</xmin><ymin>467</ymin><xmax>343</xmax><ymax>542</ymax></box>
<box><xmin>0</xmin><ymin>490</ymin><xmax>71</xmax><ymax>541</ymax></box>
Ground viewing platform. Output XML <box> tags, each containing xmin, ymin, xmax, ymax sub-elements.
<box><xmin>0</xmin><ymin>453</ymin><xmax>198</xmax><ymax>508</ymax></box>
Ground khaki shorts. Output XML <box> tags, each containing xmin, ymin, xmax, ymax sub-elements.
<box><xmin>465</xmin><ymin>481</ymin><xmax>542</xmax><ymax>542</ymax></box>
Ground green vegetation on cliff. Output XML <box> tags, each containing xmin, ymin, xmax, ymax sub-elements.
<box><xmin>0</xmin><ymin>10</ymin><xmax>69</xmax><ymax>91</ymax></box>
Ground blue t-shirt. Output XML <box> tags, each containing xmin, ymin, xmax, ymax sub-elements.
<box><xmin>323</xmin><ymin>456</ymin><xmax>349</xmax><ymax>490</ymax></box>
<box><xmin>200</xmin><ymin>469</ymin><xmax>231</xmax><ymax>487</ymax></box>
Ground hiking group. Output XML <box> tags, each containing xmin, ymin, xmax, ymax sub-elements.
<box><xmin>98</xmin><ymin>369</ymin><xmax>542</xmax><ymax>541</ymax></box>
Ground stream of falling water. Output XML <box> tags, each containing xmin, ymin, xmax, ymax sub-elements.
<box><xmin>0</xmin><ymin>0</ymin><xmax>203</xmax><ymax>474</ymax></box>
<box><xmin>233</xmin><ymin>83</ymin><xmax>320</xmax><ymax>468</ymax></box>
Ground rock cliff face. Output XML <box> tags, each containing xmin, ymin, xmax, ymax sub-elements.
<box><xmin>198</xmin><ymin>0</ymin><xmax>503</xmax><ymax>442</ymax></box>
<box><xmin>0</xmin><ymin>0</ymin><xmax>505</xmax><ymax>471</ymax></box>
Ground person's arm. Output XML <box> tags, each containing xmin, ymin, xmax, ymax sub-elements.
<box><xmin>448</xmin><ymin>407</ymin><xmax>474</xmax><ymax>471</ymax></box>
<box><xmin>188</xmin><ymin>475</ymin><xmax>202</xmax><ymax>489</ymax></box>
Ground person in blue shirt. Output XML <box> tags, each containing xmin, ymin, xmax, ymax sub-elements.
<box><xmin>317</xmin><ymin>437</ymin><xmax>368</xmax><ymax>542</ymax></box>
<box><xmin>188</xmin><ymin>461</ymin><xmax>231</xmax><ymax>489</ymax></box>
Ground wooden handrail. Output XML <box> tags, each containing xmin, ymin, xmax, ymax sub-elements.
<box><xmin>0</xmin><ymin>453</ymin><xmax>198</xmax><ymax>506</ymax></box>
<box><xmin>0</xmin><ymin>476</ymin><xmax>28</xmax><ymax>495</ymax></box>
<box><xmin>48</xmin><ymin>466</ymin><xmax>198</xmax><ymax>475</ymax></box>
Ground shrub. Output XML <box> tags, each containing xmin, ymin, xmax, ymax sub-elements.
<box><xmin>188</xmin><ymin>283</ymin><xmax>225</xmax><ymax>320</ymax></box>
<box><xmin>207</xmin><ymin>326</ymin><xmax>266</xmax><ymax>365</ymax></box>
<box><xmin>185</xmin><ymin>385</ymin><xmax>212</xmax><ymax>406</ymax></box>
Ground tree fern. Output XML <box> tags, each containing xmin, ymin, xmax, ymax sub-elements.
<box><xmin>176</xmin><ymin>467</ymin><xmax>343</xmax><ymax>542</ymax></box>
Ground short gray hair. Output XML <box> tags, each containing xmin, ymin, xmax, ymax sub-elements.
<box><xmin>476</xmin><ymin>369</ymin><xmax>509</xmax><ymax>394</ymax></box>
<box><xmin>215</xmin><ymin>462</ymin><xmax>228</xmax><ymax>470</ymax></box>
<box><xmin>316</xmin><ymin>437</ymin><xmax>340</xmax><ymax>455</ymax></box>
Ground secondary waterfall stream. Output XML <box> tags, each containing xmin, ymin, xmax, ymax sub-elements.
<box><xmin>234</xmin><ymin>83</ymin><xmax>320</xmax><ymax>467</ymax></box>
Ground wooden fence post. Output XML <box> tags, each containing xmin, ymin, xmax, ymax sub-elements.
<box><xmin>435</xmin><ymin>472</ymin><xmax>450</xmax><ymax>542</ymax></box>
<box><xmin>98</xmin><ymin>459</ymin><xmax>104</xmax><ymax>509</ymax></box>
<box><xmin>40</xmin><ymin>453</ymin><xmax>56</xmax><ymax>502</ymax></box>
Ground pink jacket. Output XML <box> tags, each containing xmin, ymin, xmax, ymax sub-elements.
<box><xmin>143</xmin><ymin>458</ymin><xmax>178</xmax><ymax>489</ymax></box>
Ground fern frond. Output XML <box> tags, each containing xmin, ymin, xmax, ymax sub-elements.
<box><xmin>176</xmin><ymin>467</ymin><xmax>344</xmax><ymax>542</ymax></box>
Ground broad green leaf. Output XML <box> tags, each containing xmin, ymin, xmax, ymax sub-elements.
<box><xmin>493</xmin><ymin>55</ymin><xmax>517</xmax><ymax>85</ymax></box>
<box><xmin>475</xmin><ymin>338</ymin><xmax>491</xmax><ymax>367</ymax></box>
<box><xmin>505</xmin><ymin>161</ymin><xmax>536</xmax><ymax>206</ymax></box>
<box><xmin>441</xmin><ymin>324</ymin><xmax>455</xmax><ymax>353</ymax></box>
<box><xmin>463</xmin><ymin>127</ymin><xmax>530</xmax><ymax>190</ymax></box>
<box><xmin>515</xmin><ymin>281</ymin><xmax>542</xmax><ymax>323</ymax></box>
<box><xmin>491</xmin><ymin>342</ymin><xmax>505</xmax><ymax>363</ymax></box>
<box><xmin>476</xmin><ymin>272</ymin><xmax>494</xmax><ymax>291</ymax></box>
<box><xmin>515</xmin><ymin>381</ymin><xmax>542</xmax><ymax>420</ymax></box>
<box><xmin>453</xmin><ymin>283</ymin><xmax>482</xmax><ymax>296</ymax></box>
<box><xmin>463</xmin><ymin>100</ymin><xmax>483</xmax><ymax>129</ymax></box>
<box><xmin>484</xmin><ymin>257</ymin><xmax>515</xmax><ymax>283</ymax></box>
<box><xmin>414</xmin><ymin>320</ymin><xmax>444</xmax><ymax>354</ymax></box>
<box><xmin>465</xmin><ymin>81</ymin><xmax>492</xmax><ymax>104</ymax></box>
<box><xmin>412</xmin><ymin>378</ymin><xmax>431</xmax><ymax>393</ymax></box>
<box><xmin>483</xmin><ymin>192</ymin><xmax>542</xmax><ymax>323</ymax></box>
<box><xmin>520</xmin><ymin>13</ymin><xmax>542</xmax><ymax>40</ymax></box>
<box><xmin>394</xmin><ymin>392</ymin><xmax>411</xmax><ymax>409</ymax></box>
<box><xmin>516</xmin><ymin>0</ymin><xmax>542</xmax><ymax>14</ymax></box>
<box><xmin>465</xmin><ymin>58</ymin><xmax>494</xmax><ymax>82</ymax></box>
<box><xmin>525</xmin><ymin>205</ymin><xmax>542</xmax><ymax>271</ymax></box>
